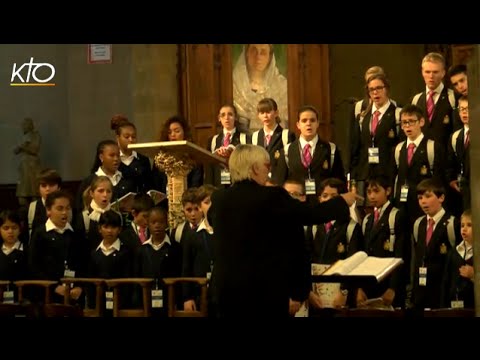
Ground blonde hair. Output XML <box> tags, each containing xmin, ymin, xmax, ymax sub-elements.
<box><xmin>364</xmin><ymin>66</ymin><xmax>385</xmax><ymax>82</ymax></box>
<box><xmin>82</xmin><ymin>175</ymin><xmax>112</xmax><ymax>210</ymax></box>
<box><xmin>229</xmin><ymin>144</ymin><xmax>270</xmax><ymax>184</ymax></box>
<box><xmin>422</xmin><ymin>52</ymin><xmax>446</xmax><ymax>68</ymax></box>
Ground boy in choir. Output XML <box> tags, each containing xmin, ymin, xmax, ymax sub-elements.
<box><xmin>446</xmin><ymin>95</ymin><xmax>470</xmax><ymax>214</ymax></box>
<box><xmin>182</xmin><ymin>185</ymin><xmax>217</xmax><ymax>315</ymax></box>
<box><xmin>28</xmin><ymin>190</ymin><xmax>84</xmax><ymax>304</ymax></box>
<box><xmin>410</xmin><ymin>178</ymin><xmax>460</xmax><ymax>311</ymax></box>
<box><xmin>305</xmin><ymin>178</ymin><xmax>363</xmax><ymax>311</ymax></box>
<box><xmin>250</xmin><ymin>98</ymin><xmax>296</xmax><ymax>185</ymax></box>
<box><xmin>392</xmin><ymin>104</ymin><xmax>444</xmax><ymax>229</ymax></box>
<box><xmin>134</xmin><ymin>206</ymin><xmax>182</xmax><ymax>316</ymax></box>
<box><xmin>282</xmin><ymin>179</ymin><xmax>306</xmax><ymax>203</ymax></box>
<box><xmin>169</xmin><ymin>188</ymin><xmax>203</xmax><ymax>244</ymax></box>
<box><xmin>441</xmin><ymin>209</ymin><xmax>474</xmax><ymax>309</ymax></box>
<box><xmin>358</xmin><ymin>175</ymin><xmax>406</xmax><ymax>308</ymax></box>
<box><xmin>0</xmin><ymin>210</ymin><xmax>28</xmax><ymax>302</ymax></box>
<box><xmin>277</xmin><ymin>105</ymin><xmax>346</xmax><ymax>203</ymax></box>
<box><xmin>120</xmin><ymin>193</ymin><xmax>155</xmax><ymax>251</ymax></box>
<box><xmin>448</xmin><ymin>64</ymin><xmax>468</xmax><ymax>98</ymax></box>
<box><xmin>25</xmin><ymin>168</ymin><xmax>62</xmax><ymax>243</ymax></box>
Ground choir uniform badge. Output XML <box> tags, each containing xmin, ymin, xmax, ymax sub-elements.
<box><xmin>383</xmin><ymin>240</ymin><xmax>390</xmax><ymax>251</ymax></box>
<box><xmin>322</xmin><ymin>160</ymin><xmax>329</xmax><ymax>169</ymax></box>
<box><xmin>337</xmin><ymin>242</ymin><xmax>345</xmax><ymax>254</ymax></box>
<box><xmin>388</xmin><ymin>129</ymin><xmax>395</xmax><ymax>138</ymax></box>
<box><xmin>440</xmin><ymin>243</ymin><xmax>447</xmax><ymax>254</ymax></box>
<box><xmin>443</xmin><ymin>115</ymin><xmax>450</xmax><ymax>124</ymax></box>
<box><xmin>420</xmin><ymin>165</ymin><xmax>428</xmax><ymax>175</ymax></box>
<box><xmin>274</xmin><ymin>150</ymin><xmax>280</xmax><ymax>159</ymax></box>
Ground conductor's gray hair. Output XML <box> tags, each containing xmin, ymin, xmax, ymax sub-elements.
<box><xmin>229</xmin><ymin>144</ymin><xmax>270</xmax><ymax>184</ymax></box>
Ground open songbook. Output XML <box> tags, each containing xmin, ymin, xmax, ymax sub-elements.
<box><xmin>146</xmin><ymin>189</ymin><xmax>167</xmax><ymax>205</ymax></box>
<box><xmin>322</xmin><ymin>251</ymin><xmax>403</xmax><ymax>282</ymax></box>
<box><xmin>111</xmin><ymin>190</ymin><xmax>167</xmax><ymax>212</ymax></box>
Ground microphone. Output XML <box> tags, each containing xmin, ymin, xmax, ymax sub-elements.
<box><xmin>344</xmin><ymin>97</ymin><xmax>359</xmax><ymax>104</ymax></box>
<box><xmin>334</xmin><ymin>97</ymin><xmax>359</xmax><ymax>110</ymax></box>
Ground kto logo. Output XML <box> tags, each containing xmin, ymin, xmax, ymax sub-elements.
<box><xmin>10</xmin><ymin>57</ymin><xmax>56</xmax><ymax>87</ymax></box>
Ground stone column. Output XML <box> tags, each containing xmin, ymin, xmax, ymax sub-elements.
<box><xmin>467</xmin><ymin>45</ymin><xmax>480</xmax><ymax>317</ymax></box>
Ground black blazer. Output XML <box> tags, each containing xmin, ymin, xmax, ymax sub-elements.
<box><xmin>209</xmin><ymin>180</ymin><xmax>350</xmax><ymax>318</ymax></box>
<box><xmin>361</xmin><ymin>204</ymin><xmax>407</xmax><ymax>306</ymax></box>
<box><xmin>119</xmin><ymin>153</ymin><xmax>153</xmax><ymax>194</ymax></box>
<box><xmin>407</xmin><ymin>87</ymin><xmax>459</xmax><ymax>147</ymax></box>
<box><xmin>277</xmin><ymin>138</ymin><xmax>347</xmax><ymax>192</ymax></box>
<box><xmin>204</xmin><ymin>129</ymin><xmax>250</xmax><ymax>187</ymax></box>
<box><xmin>350</xmin><ymin>102</ymin><xmax>400</xmax><ymax>181</ymax></box>
<box><xmin>250</xmin><ymin>126</ymin><xmax>296</xmax><ymax>185</ymax></box>
<box><xmin>392</xmin><ymin>136</ymin><xmax>445</xmax><ymax>226</ymax></box>
<box><xmin>412</xmin><ymin>212</ymin><xmax>460</xmax><ymax>310</ymax></box>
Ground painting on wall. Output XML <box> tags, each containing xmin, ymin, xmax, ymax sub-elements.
<box><xmin>452</xmin><ymin>44</ymin><xmax>474</xmax><ymax>65</ymax></box>
<box><xmin>232</xmin><ymin>44</ymin><xmax>288</xmax><ymax>133</ymax></box>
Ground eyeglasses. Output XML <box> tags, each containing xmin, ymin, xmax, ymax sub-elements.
<box><xmin>401</xmin><ymin>120</ymin><xmax>419</xmax><ymax>127</ymax></box>
<box><xmin>459</xmin><ymin>107</ymin><xmax>469</xmax><ymax>112</ymax></box>
<box><xmin>288</xmin><ymin>191</ymin><xmax>305</xmax><ymax>199</ymax></box>
<box><xmin>368</xmin><ymin>86</ymin><xmax>386</xmax><ymax>93</ymax></box>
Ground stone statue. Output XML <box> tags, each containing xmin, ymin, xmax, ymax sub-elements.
<box><xmin>13</xmin><ymin>117</ymin><xmax>42</xmax><ymax>206</ymax></box>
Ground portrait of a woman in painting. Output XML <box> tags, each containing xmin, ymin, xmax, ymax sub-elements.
<box><xmin>232</xmin><ymin>44</ymin><xmax>288</xmax><ymax>133</ymax></box>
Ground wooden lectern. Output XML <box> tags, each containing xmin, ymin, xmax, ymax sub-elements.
<box><xmin>129</xmin><ymin>141</ymin><xmax>226</xmax><ymax>229</ymax></box>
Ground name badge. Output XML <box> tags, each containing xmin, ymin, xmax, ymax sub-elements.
<box><xmin>151</xmin><ymin>289</ymin><xmax>163</xmax><ymax>308</ymax></box>
<box><xmin>400</xmin><ymin>185</ymin><xmax>409</xmax><ymax>202</ymax></box>
<box><xmin>368</xmin><ymin>147</ymin><xmax>380</xmax><ymax>164</ymax></box>
<box><xmin>451</xmin><ymin>300</ymin><xmax>464</xmax><ymax>309</ymax></box>
<box><xmin>305</xmin><ymin>179</ymin><xmax>316</xmax><ymax>195</ymax></box>
<box><xmin>3</xmin><ymin>291</ymin><xmax>14</xmax><ymax>304</ymax></box>
<box><xmin>105</xmin><ymin>291</ymin><xmax>114</xmax><ymax>310</ymax></box>
<box><xmin>64</xmin><ymin>269</ymin><xmax>75</xmax><ymax>278</ymax></box>
<box><xmin>220</xmin><ymin>169</ymin><xmax>231</xmax><ymax>185</ymax></box>
<box><xmin>419</xmin><ymin>267</ymin><xmax>427</xmax><ymax>286</ymax></box>
<box><xmin>457</xmin><ymin>174</ymin><xmax>463</xmax><ymax>191</ymax></box>
<box><xmin>206</xmin><ymin>272</ymin><xmax>212</xmax><ymax>281</ymax></box>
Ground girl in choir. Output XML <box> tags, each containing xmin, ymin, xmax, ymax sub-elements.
<box><xmin>151</xmin><ymin>115</ymin><xmax>203</xmax><ymax>195</ymax></box>
<box><xmin>204</xmin><ymin>104</ymin><xmax>249</xmax><ymax>187</ymax></box>
<box><xmin>112</xmin><ymin>115</ymin><xmax>153</xmax><ymax>194</ymax></box>
<box><xmin>75</xmin><ymin>140</ymin><xmax>135</xmax><ymax>213</ymax></box>
<box><xmin>74</xmin><ymin>176</ymin><xmax>114</xmax><ymax>256</ymax></box>
<box><xmin>250</xmin><ymin>98</ymin><xmax>296</xmax><ymax>185</ymax></box>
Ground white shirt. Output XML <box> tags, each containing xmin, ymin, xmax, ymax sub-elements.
<box><xmin>95</xmin><ymin>167</ymin><xmax>122</xmax><ymax>187</ymax></box>
<box><xmin>371</xmin><ymin>100</ymin><xmax>391</xmax><ymax>124</ymax></box>
<box><xmin>456</xmin><ymin>240</ymin><xmax>473</xmax><ymax>260</ymax></box>
<box><xmin>143</xmin><ymin>234</ymin><xmax>171</xmax><ymax>251</ymax></box>
<box><xmin>120</xmin><ymin>150</ymin><xmax>138</xmax><ymax>166</ymax></box>
<box><xmin>373</xmin><ymin>200</ymin><xmax>391</xmax><ymax>221</ymax></box>
<box><xmin>2</xmin><ymin>240</ymin><xmax>23</xmax><ymax>255</ymax></box>
<box><xmin>45</xmin><ymin>218</ymin><xmax>74</xmax><ymax>234</ymax></box>
<box><xmin>263</xmin><ymin>124</ymin><xmax>278</xmax><ymax>138</ymax></box>
<box><xmin>425</xmin><ymin>83</ymin><xmax>444</xmax><ymax>105</ymax></box>
<box><xmin>299</xmin><ymin>134</ymin><xmax>319</xmax><ymax>157</ymax></box>
<box><xmin>96</xmin><ymin>238</ymin><xmax>121</xmax><ymax>256</ymax></box>
<box><xmin>406</xmin><ymin>133</ymin><xmax>425</xmax><ymax>156</ymax></box>
<box><xmin>426</xmin><ymin>207</ymin><xmax>446</xmax><ymax>233</ymax></box>
<box><xmin>196</xmin><ymin>218</ymin><xmax>214</xmax><ymax>235</ymax></box>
